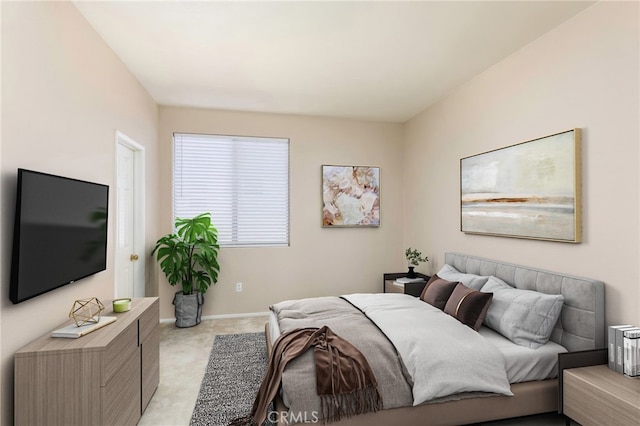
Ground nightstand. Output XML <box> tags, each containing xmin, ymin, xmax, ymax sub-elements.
<box><xmin>383</xmin><ymin>272</ymin><xmax>430</xmax><ymax>297</ymax></box>
<box><xmin>562</xmin><ymin>362</ymin><xmax>640</xmax><ymax>426</ymax></box>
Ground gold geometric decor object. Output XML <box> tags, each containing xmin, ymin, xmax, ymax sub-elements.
<box><xmin>69</xmin><ymin>297</ymin><xmax>105</xmax><ymax>327</ymax></box>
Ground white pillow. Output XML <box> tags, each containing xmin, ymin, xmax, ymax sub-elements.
<box><xmin>481</xmin><ymin>276</ymin><xmax>564</xmax><ymax>349</ymax></box>
<box><xmin>436</xmin><ymin>264</ymin><xmax>490</xmax><ymax>290</ymax></box>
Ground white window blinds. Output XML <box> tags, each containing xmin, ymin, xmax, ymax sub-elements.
<box><xmin>173</xmin><ymin>133</ymin><xmax>289</xmax><ymax>247</ymax></box>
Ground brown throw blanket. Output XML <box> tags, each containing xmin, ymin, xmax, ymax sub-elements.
<box><xmin>230</xmin><ymin>326</ymin><xmax>382</xmax><ymax>426</ymax></box>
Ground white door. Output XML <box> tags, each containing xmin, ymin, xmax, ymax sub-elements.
<box><xmin>115</xmin><ymin>132</ymin><xmax>145</xmax><ymax>298</ymax></box>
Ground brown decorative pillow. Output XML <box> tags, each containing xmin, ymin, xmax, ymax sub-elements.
<box><xmin>419</xmin><ymin>274</ymin><xmax>441</xmax><ymax>300</ymax></box>
<box><xmin>444</xmin><ymin>283</ymin><xmax>493</xmax><ymax>331</ymax></box>
<box><xmin>420</xmin><ymin>276</ymin><xmax>458</xmax><ymax>310</ymax></box>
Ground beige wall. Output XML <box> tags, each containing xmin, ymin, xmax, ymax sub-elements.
<box><xmin>158</xmin><ymin>107</ymin><xmax>404</xmax><ymax>320</ymax></box>
<box><xmin>0</xmin><ymin>2</ymin><xmax>159</xmax><ymax>423</ymax></box>
<box><xmin>403</xmin><ymin>1</ymin><xmax>640</xmax><ymax>326</ymax></box>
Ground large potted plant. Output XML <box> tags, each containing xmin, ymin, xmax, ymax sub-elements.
<box><xmin>153</xmin><ymin>212</ymin><xmax>220</xmax><ymax>327</ymax></box>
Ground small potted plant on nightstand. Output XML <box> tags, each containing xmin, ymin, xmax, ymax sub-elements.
<box><xmin>153</xmin><ymin>212</ymin><xmax>220</xmax><ymax>328</ymax></box>
<box><xmin>405</xmin><ymin>247</ymin><xmax>428</xmax><ymax>278</ymax></box>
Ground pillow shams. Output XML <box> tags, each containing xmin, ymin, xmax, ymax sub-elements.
<box><xmin>444</xmin><ymin>283</ymin><xmax>493</xmax><ymax>331</ymax></box>
<box><xmin>436</xmin><ymin>264</ymin><xmax>490</xmax><ymax>290</ymax></box>
<box><xmin>481</xmin><ymin>276</ymin><xmax>564</xmax><ymax>349</ymax></box>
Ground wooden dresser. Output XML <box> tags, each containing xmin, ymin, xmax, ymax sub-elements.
<box><xmin>14</xmin><ymin>297</ymin><xmax>159</xmax><ymax>426</ymax></box>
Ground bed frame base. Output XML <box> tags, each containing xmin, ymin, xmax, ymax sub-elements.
<box><xmin>275</xmin><ymin>380</ymin><xmax>556</xmax><ymax>426</ymax></box>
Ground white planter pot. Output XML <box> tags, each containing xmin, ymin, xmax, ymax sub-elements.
<box><xmin>173</xmin><ymin>291</ymin><xmax>204</xmax><ymax>328</ymax></box>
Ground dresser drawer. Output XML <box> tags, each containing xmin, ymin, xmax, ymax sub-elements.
<box><xmin>102</xmin><ymin>349</ymin><xmax>141</xmax><ymax>426</ymax></box>
<box><xmin>141</xmin><ymin>326</ymin><xmax>160</xmax><ymax>412</ymax></box>
<box><xmin>103</xmin><ymin>321</ymin><xmax>138</xmax><ymax>386</ymax></box>
<box><xmin>138</xmin><ymin>298</ymin><xmax>159</xmax><ymax>344</ymax></box>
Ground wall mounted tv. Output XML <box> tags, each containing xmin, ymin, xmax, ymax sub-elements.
<box><xmin>10</xmin><ymin>169</ymin><xmax>109</xmax><ymax>304</ymax></box>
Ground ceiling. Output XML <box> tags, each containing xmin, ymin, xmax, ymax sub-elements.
<box><xmin>73</xmin><ymin>1</ymin><xmax>595</xmax><ymax>123</ymax></box>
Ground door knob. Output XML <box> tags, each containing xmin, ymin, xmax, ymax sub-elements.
<box><xmin>130</xmin><ymin>254</ymin><xmax>139</xmax><ymax>261</ymax></box>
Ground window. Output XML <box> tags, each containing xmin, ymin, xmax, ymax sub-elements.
<box><xmin>173</xmin><ymin>133</ymin><xmax>289</xmax><ymax>247</ymax></box>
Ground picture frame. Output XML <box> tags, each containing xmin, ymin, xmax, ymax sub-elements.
<box><xmin>460</xmin><ymin>129</ymin><xmax>581</xmax><ymax>243</ymax></box>
<box><xmin>322</xmin><ymin>165</ymin><xmax>380</xmax><ymax>227</ymax></box>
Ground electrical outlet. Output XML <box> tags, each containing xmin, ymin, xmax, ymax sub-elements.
<box><xmin>236</xmin><ymin>282</ymin><xmax>243</xmax><ymax>292</ymax></box>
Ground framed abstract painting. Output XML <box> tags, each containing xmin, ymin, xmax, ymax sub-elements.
<box><xmin>460</xmin><ymin>129</ymin><xmax>581</xmax><ymax>242</ymax></box>
<box><xmin>322</xmin><ymin>165</ymin><xmax>380</xmax><ymax>227</ymax></box>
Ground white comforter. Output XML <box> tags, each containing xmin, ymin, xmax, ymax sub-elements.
<box><xmin>343</xmin><ymin>293</ymin><xmax>513</xmax><ymax>405</ymax></box>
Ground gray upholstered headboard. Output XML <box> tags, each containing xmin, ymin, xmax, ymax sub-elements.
<box><xmin>445</xmin><ymin>253</ymin><xmax>605</xmax><ymax>352</ymax></box>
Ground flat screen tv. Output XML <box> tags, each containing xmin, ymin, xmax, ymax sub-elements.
<box><xmin>10</xmin><ymin>169</ymin><xmax>109</xmax><ymax>304</ymax></box>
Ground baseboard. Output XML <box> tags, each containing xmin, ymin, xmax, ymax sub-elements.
<box><xmin>160</xmin><ymin>311</ymin><xmax>270</xmax><ymax>324</ymax></box>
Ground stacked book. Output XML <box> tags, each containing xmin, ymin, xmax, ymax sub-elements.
<box><xmin>52</xmin><ymin>316</ymin><xmax>117</xmax><ymax>339</ymax></box>
<box><xmin>608</xmin><ymin>324</ymin><xmax>640</xmax><ymax>377</ymax></box>
<box><xmin>394</xmin><ymin>276</ymin><xmax>426</xmax><ymax>287</ymax></box>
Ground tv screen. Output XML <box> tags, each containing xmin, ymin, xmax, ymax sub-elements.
<box><xmin>10</xmin><ymin>169</ymin><xmax>109</xmax><ymax>304</ymax></box>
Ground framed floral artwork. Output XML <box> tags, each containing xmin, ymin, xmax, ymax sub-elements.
<box><xmin>322</xmin><ymin>165</ymin><xmax>380</xmax><ymax>227</ymax></box>
<box><xmin>461</xmin><ymin>129</ymin><xmax>581</xmax><ymax>242</ymax></box>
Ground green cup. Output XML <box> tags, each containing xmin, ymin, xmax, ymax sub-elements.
<box><xmin>112</xmin><ymin>298</ymin><xmax>132</xmax><ymax>313</ymax></box>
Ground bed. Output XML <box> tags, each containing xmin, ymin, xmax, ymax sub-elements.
<box><xmin>265</xmin><ymin>252</ymin><xmax>605</xmax><ymax>426</ymax></box>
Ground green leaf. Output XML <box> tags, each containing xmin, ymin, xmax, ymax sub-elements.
<box><xmin>153</xmin><ymin>212</ymin><xmax>220</xmax><ymax>294</ymax></box>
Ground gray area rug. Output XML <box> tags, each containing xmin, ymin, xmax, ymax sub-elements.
<box><xmin>190</xmin><ymin>332</ymin><xmax>270</xmax><ymax>426</ymax></box>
